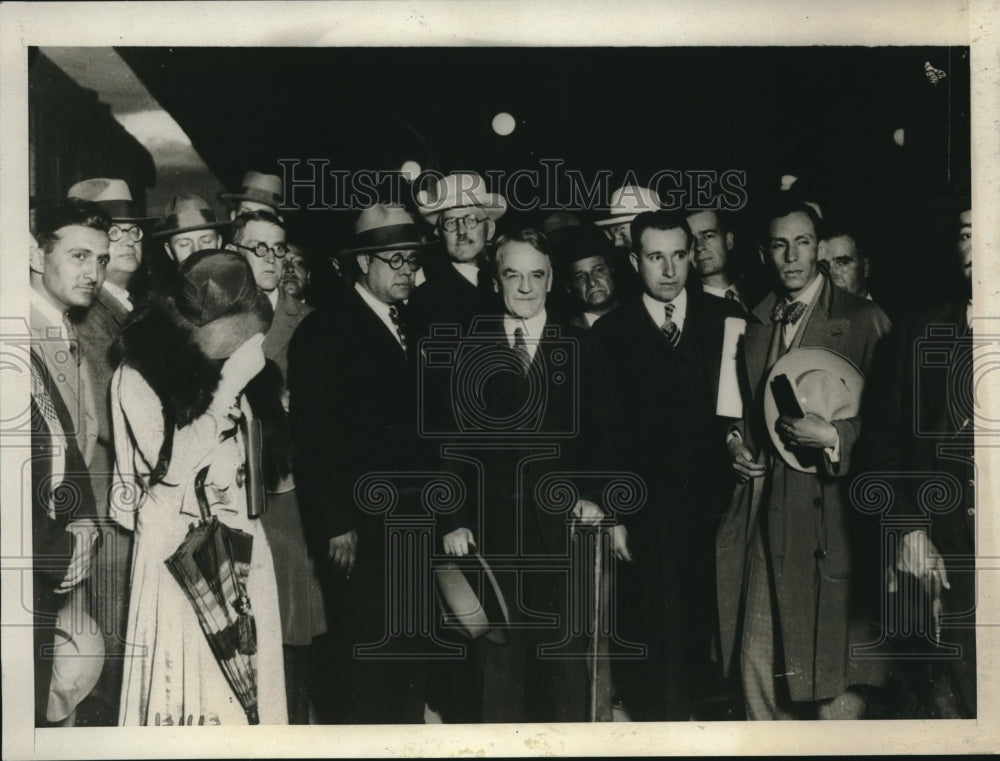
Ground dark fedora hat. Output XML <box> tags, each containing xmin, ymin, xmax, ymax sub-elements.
<box><xmin>552</xmin><ymin>223</ymin><xmax>615</xmax><ymax>266</ymax></box>
<box><xmin>434</xmin><ymin>549</ymin><xmax>510</xmax><ymax>644</ymax></box>
<box><xmin>168</xmin><ymin>249</ymin><xmax>274</xmax><ymax>359</ymax></box>
<box><xmin>218</xmin><ymin>170</ymin><xmax>283</xmax><ymax>210</ymax></box>
<box><xmin>341</xmin><ymin>203</ymin><xmax>432</xmax><ymax>256</ymax></box>
<box><xmin>149</xmin><ymin>194</ymin><xmax>230</xmax><ymax>239</ymax></box>
<box><xmin>66</xmin><ymin>178</ymin><xmax>159</xmax><ymax>223</ymax></box>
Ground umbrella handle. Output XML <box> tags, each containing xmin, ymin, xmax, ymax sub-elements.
<box><xmin>194</xmin><ymin>465</ymin><xmax>213</xmax><ymax>522</ymax></box>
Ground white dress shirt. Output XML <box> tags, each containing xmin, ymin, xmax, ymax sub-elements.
<box><xmin>503</xmin><ymin>308</ymin><xmax>547</xmax><ymax>362</ymax></box>
<box><xmin>355</xmin><ymin>282</ymin><xmax>405</xmax><ymax>349</ymax></box>
<box><xmin>453</xmin><ymin>261</ymin><xmax>480</xmax><ymax>287</ymax></box>
<box><xmin>642</xmin><ymin>288</ymin><xmax>687</xmax><ymax>334</ymax></box>
<box><xmin>780</xmin><ymin>272</ymin><xmax>823</xmax><ymax>347</ymax></box>
<box><xmin>703</xmin><ymin>282</ymin><xmax>743</xmax><ymax>309</ymax></box>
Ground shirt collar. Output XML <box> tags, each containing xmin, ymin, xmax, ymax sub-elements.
<box><xmin>452</xmin><ymin>261</ymin><xmax>480</xmax><ymax>287</ymax></box>
<box><xmin>30</xmin><ymin>286</ymin><xmax>67</xmax><ymax>328</ymax></box>
<box><xmin>266</xmin><ymin>288</ymin><xmax>280</xmax><ymax>311</ymax></box>
<box><xmin>642</xmin><ymin>287</ymin><xmax>687</xmax><ymax>328</ymax></box>
<box><xmin>783</xmin><ymin>271</ymin><xmax>823</xmax><ymax>307</ymax></box>
<box><xmin>354</xmin><ymin>281</ymin><xmax>395</xmax><ymax>321</ymax></box>
<box><xmin>702</xmin><ymin>282</ymin><xmax>738</xmax><ymax>300</ymax></box>
<box><xmin>504</xmin><ymin>308</ymin><xmax>547</xmax><ymax>341</ymax></box>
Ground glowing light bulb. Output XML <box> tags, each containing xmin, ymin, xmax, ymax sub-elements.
<box><xmin>492</xmin><ymin>112</ymin><xmax>516</xmax><ymax>136</ymax></box>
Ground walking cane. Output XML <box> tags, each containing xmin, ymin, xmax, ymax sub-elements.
<box><xmin>589</xmin><ymin>525</ymin><xmax>602</xmax><ymax>721</ymax></box>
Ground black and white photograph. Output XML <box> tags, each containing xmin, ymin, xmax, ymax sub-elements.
<box><xmin>1</xmin><ymin>1</ymin><xmax>997</xmax><ymax>757</ymax></box>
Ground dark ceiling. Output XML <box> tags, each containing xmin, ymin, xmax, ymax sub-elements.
<box><xmin>116</xmin><ymin>46</ymin><xmax>969</xmax><ymax>307</ymax></box>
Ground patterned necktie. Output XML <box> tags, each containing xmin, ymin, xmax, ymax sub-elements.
<box><xmin>770</xmin><ymin>299</ymin><xmax>807</xmax><ymax>326</ymax></box>
<box><xmin>513</xmin><ymin>327</ymin><xmax>532</xmax><ymax>374</ymax></box>
<box><xmin>62</xmin><ymin>312</ymin><xmax>80</xmax><ymax>364</ymax></box>
<box><xmin>660</xmin><ymin>302</ymin><xmax>681</xmax><ymax>348</ymax></box>
<box><xmin>388</xmin><ymin>305</ymin><xmax>408</xmax><ymax>356</ymax></box>
<box><xmin>725</xmin><ymin>288</ymin><xmax>739</xmax><ymax>304</ymax></box>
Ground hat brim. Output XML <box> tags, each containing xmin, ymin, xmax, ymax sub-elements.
<box><xmin>148</xmin><ymin>220</ymin><xmax>231</xmax><ymax>239</ymax></box>
<box><xmin>418</xmin><ymin>198</ymin><xmax>507</xmax><ymax>228</ymax></box>
<box><xmin>763</xmin><ymin>347</ymin><xmax>863</xmax><ymax>474</ymax></box>
<box><xmin>217</xmin><ymin>191</ymin><xmax>281</xmax><ymax>207</ymax></box>
<box><xmin>341</xmin><ymin>239</ymin><xmax>434</xmax><ymax>256</ymax></box>
<box><xmin>435</xmin><ymin>549</ymin><xmax>510</xmax><ymax>644</ymax></box>
<box><xmin>593</xmin><ymin>213</ymin><xmax>639</xmax><ymax>227</ymax></box>
<box><xmin>111</xmin><ymin>215</ymin><xmax>160</xmax><ymax>224</ymax></box>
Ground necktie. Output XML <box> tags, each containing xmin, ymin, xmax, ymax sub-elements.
<box><xmin>62</xmin><ymin>313</ymin><xmax>80</xmax><ymax>364</ymax></box>
<box><xmin>513</xmin><ymin>327</ymin><xmax>532</xmax><ymax>374</ymax></box>
<box><xmin>725</xmin><ymin>288</ymin><xmax>739</xmax><ymax>303</ymax></box>
<box><xmin>29</xmin><ymin>351</ymin><xmax>65</xmax><ymax>519</ymax></box>
<box><xmin>770</xmin><ymin>299</ymin><xmax>807</xmax><ymax>326</ymax></box>
<box><xmin>660</xmin><ymin>302</ymin><xmax>681</xmax><ymax>348</ymax></box>
<box><xmin>388</xmin><ymin>305</ymin><xmax>408</xmax><ymax>356</ymax></box>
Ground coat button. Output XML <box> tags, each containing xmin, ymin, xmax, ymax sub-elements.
<box><xmin>967</xmin><ymin>507</ymin><xmax>975</xmax><ymax>516</ymax></box>
<box><xmin>968</xmin><ymin>479</ymin><xmax>975</xmax><ymax>489</ymax></box>
<box><xmin>814</xmin><ymin>548</ymin><xmax>826</xmax><ymax>559</ymax></box>
<box><xmin>813</xmin><ymin>497</ymin><xmax>823</xmax><ymax>508</ymax></box>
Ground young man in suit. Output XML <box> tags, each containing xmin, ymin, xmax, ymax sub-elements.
<box><xmin>438</xmin><ymin>228</ymin><xmax>590</xmax><ymax>723</ymax></box>
<box><xmin>64</xmin><ymin>178</ymin><xmax>157</xmax><ymax>724</ymax></box>
<box><xmin>587</xmin><ymin>209</ymin><xmax>743</xmax><ymax>720</ymax></box>
<box><xmin>686</xmin><ymin>208</ymin><xmax>758</xmax><ymax>312</ymax></box>
<box><xmin>288</xmin><ymin>204</ymin><xmax>428</xmax><ymax>724</ymax></box>
<box><xmin>29</xmin><ymin>200</ymin><xmax>109</xmax><ymax>724</ymax></box>
<box><xmin>716</xmin><ymin>200</ymin><xmax>891</xmax><ymax>720</ymax></box>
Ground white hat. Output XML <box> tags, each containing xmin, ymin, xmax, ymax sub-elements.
<box><xmin>46</xmin><ymin>596</ymin><xmax>105</xmax><ymax>722</ymax></box>
<box><xmin>416</xmin><ymin>172</ymin><xmax>507</xmax><ymax>227</ymax></box>
<box><xmin>593</xmin><ymin>185</ymin><xmax>662</xmax><ymax>227</ymax></box>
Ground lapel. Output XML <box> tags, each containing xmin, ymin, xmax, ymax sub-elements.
<box><xmin>684</xmin><ymin>289</ymin><xmax>723</xmax><ymax>404</ymax></box>
<box><xmin>743</xmin><ymin>291</ymin><xmax>778</xmax><ymax>404</ymax></box>
<box><xmin>96</xmin><ymin>287</ymin><xmax>130</xmax><ymax>328</ymax></box>
<box><xmin>263</xmin><ymin>289</ymin><xmax>311</xmax><ymax>363</ymax></box>
<box><xmin>795</xmin><ymin>273</ymin><xmax>851</xmax><ymax>356</ymax></box>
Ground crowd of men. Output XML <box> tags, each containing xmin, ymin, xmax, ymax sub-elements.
<box><xmin>28</xmin><ymin>167</ymin><xmax>976</xmax><ymax>725</ymax></box>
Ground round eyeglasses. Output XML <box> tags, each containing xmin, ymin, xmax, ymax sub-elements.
<box><xmin>440</xmin><ymin>214</ymin><xmax>486</xmax><ymax>233</ymax></box>
<box><xmin>371</xmin><ymin>252</ymin><xmax>421</xmax><ymax>271</ymax></box>
<box><xmin>234</xmin><ymin>242</ymin><xmax>289</xmax><ymax>259</ymax></box>
<box><xmin>108</xmin><ymin>224</ymin><xmax>144</xmax><ymax>243</ymax></box>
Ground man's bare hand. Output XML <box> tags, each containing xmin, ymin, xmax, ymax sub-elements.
<box><xmin>895</xmin><ymin>529</ymin><xmax>950</xmax><ymax>589</ymax></box>
<box><xmin>443</xmin><ymin>527</ymin><xmax>475</xmax><ymax>556</ymax></box>
<box><xmin>728</xmin><ymin>436</ymin><xmax>766</xmax><ymax>482</ymax></box>
<box><xmin>54</xmin><ymin>519</ymin><xmax>98</xmax><ymax>595</ymax></box>
<box><xmin>328</xmin><ymin>530</ymin><xmax>358</xmax><ymax>577</ymax></box>
<box><xmin>571</xmin><ymin>499</ymin><xmax>605</xmax><ymax>525</ymax></box>
<box><xmin>777</xmin><ymin>413</ymin><xmax>838</xmax><ymax>450</ymax></box>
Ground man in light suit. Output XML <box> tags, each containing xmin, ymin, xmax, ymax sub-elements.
<box><xmin>29</xmin><ymin>200</ymin><xmax>109</xmax><ymax>724</ymax></box>
<box><xmin>587</xmin><ymin>210</ymin><xmax>742</xmax><ymax>720</ymax></box>
<box><xmin>716</xmin><ymin>200</ymin><xmax>891</xmax><ymax>720</ymax></box>
<box><xmin>65</xmin><ymin>178</ymin><xmax>157</xmax><ymax>725</ymax></box>
<box><xmin>289</xmin><ymin>204</ymin><xmax>429</xmax><ymax>724</ymax></box>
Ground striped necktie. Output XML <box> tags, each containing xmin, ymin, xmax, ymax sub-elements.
<box><xmin>388</xmin><ymin>305</ymin><xmax>408</xmax><ymax>356</ymax></box>
<box><xmin>513</xmin><ymin>327</ymin><xmax>532</xmax><ymax>374</ymax></box>
<box><xmin>660</xmin><ymin>302</ymin><xmax>681</xmax><ymax>348</ymax></box>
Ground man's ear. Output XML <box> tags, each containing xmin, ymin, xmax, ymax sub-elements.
<box><xmin>862</xmin><ymin>257</ymin><xmax>871</xmax><ymax>280</ymax></box>
<box><xmin>725</xmin><ymin>231</ymin><xmax>735</xmax><ymax>252</ymax></box>
<box><xmin>757</xmin><ymin>244</ymin><xmax>766</xmax><ymax>267</ymax></box>
<box><xmin>163</xmin><ymin>242</ymin><xmax>177</xmax><ymax>262</ymax></box>
<box><xmin>629</xmin><ymin>251</ymin><xmax>639</xmax><ymax>273</ymax></box>
<box><xmin>214</xmin><ymin>233</ymin><xmax>224</xmax><ymax>249</ymax></box>
<box><xmin>228</xmin><ymin>210</ymin><xmax>237</xmax><ymax>222</ymax></box>
<box><xmin>225</xmin><ymin>243</ymin><xmax>237</xmax><ymax>252</ymax></box>
<box><xmin>29</xmin><ymin>242</ymin><xmax>45</xmax><ymax>274</ymax></box>
<box><xmin>485</xmin><ymin>219</ymin><xmax>497</xmax><ymax>242</ymax></box>
<box><xmin>357</xmin><ymin>254</ymin><xmax>370</xmax><ymax>275</ymax></box>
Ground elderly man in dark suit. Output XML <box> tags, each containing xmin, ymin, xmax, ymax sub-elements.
<box><xmin>587</xmin><ymin>210</ymin><xmax>743</xmax><ymax>720</ymax></box>
<box><xmin>64</xmin><ymin>179</ymin><xmax>158</xmax><ymax>725</ymax></box>
<box><xmin>716</xmin><ymin>200</ymin><xmax>891</xmax><ymax>720</ymax></box>
<box><xmin>437</xmin><ymin>228</ymin><xmax>590</xmax><ymax>723</ymax></box>
<box><xmin>862</xmin><ymin>199</ymin><xmax>976</xmax><ymax>718</ymax></box>
<box><xmin>289</xmin><ymin>204</ymin><xmax>429</xmax><ymax>724</ymax></box>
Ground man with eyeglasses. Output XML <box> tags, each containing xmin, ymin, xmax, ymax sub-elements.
<box><xmin>64</xmin><ymin>179</ymin><xmax>158</xmax><ymax>724</ymax></box>
<box><xmin>288</xmin><ymin>203</ymin><xmax>430</xmax><ymax>724</ymax></box>
<box><xmin>411</xmin><ymin>172</ymin><xmax>507</xmax><ymax>339</ymax></box>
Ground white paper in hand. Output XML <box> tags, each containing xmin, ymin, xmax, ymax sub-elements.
<box><xmin>717</xmin><ymin>316</ymin><xmax>746</xmax><ymax>418</ymax></box>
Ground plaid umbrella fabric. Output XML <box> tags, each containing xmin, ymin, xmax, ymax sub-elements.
<box><xmin>165</xmin><ymin>465</ymin><xmax>260</xmax><ymax>724</ymax></box>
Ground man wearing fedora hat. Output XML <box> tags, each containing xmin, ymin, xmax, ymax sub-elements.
<box><xmin>409</xmin><ymin>171</ymin><xmax>506</xmax><ymax>339</ymax></box>
<box><xmin>151</xmin><ymin>194</ymin><xmax>230</xmax><ymax>265</ymax></box>
<box><xmin>594</xmin><ymin>184</ymin><xmax>662</xmax><ymax>251</ymax></box>
<box><xmin>219</xmin><ymin>170</ymin><xmax>284</xmax><ymax>221</ymax></box>
<box><xmin>716</xmin><ymin>199</ymin><xmax>891</xmax><ymax>720</ymax></box>
<box><xmin>64</xmin><ymin>178</ymin><xmax>158</xmax><ymax>724</ymax></box>
<box><xmin>288</xmin><ymin>203</ymin><xmax>430</xmax><ymax>724</ymax></box>
<box><xmin>557</xmin><ymin>225</ymin><xmax>620</xmax><ymax>329</ymax></box>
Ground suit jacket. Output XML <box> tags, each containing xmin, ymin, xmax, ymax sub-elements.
<box><xmin>288</xmin><ymin>286</ymin><xmax>424</xmax><ymax>553</ymax></box>
<box><xmin>716</xmin><ymin>271</ymin><xmax>891</xmax><ymax>702</ymax></box>
<box><xmin>407</xmin><ymin>260</ymin><xmax>499</xmax><ymax>342</ymax></box>
<box><xmin>72</xmin><ymin>286</ymin><xmax>131</xmax><ymax>516</ymax></box>
<box><xmin>262</xmin><ymin>289</ymin><xmax>312</xmax><ymax>383</ymax></box>
<box><xmin>588</xmin><ymin>287</ymin><xmax>742</xmax><ymax>544</ymax></box>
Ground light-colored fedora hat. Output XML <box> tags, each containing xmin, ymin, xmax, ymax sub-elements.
<box><xmin>46</xmin><ymin>596</ymin><xmax>105</xmax><ymax>722</ymax></box>
<box><xmin>593</xmin><ymin>185</ymin><xmax>662</xmax><ymax>227</ymax></box>
<box><xmin>217</xmin><ymin>170</ymin><xmax>283</xmax><ymax>210</ymax></box>
<box><xmin>764</xmin><ymin>347</ymin><xmax>864</xmax><ymax>473</ymax></box>
<box><xmin>149</xmin><ymin>194</ymin><xmax>230</xmax><ymax>239</ymax></box>
<box><xmin>66</xmin><ymin>178</ymin><xmax>158</xmax><ymax>223</ymax></box>
<box><xmin>341</xmin><ymin>203</ymin><xmax>432</xmax><ymax>255</ymax></box>
<box><xmin>434</xmin><ymin>549</ymin><xmax>510</xmax><ymax>644</ymax></box>
<box><xmin>416</xmin><ymin>171</ymin><xmax>507</xmax><ymax>228</ymax></box>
